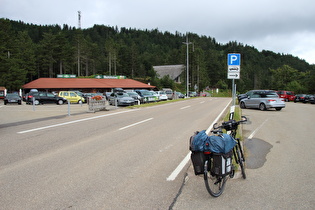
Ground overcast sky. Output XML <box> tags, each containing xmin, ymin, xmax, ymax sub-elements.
<box><xmin>1</xmin><ymin>0</ymin><xmax>315</xmax><ymax>64</ymax></box>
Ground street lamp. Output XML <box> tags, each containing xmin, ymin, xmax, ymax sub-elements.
<box><xmin>183</xmin><ymin>33</ymin><xmax>192</xmax><ymax>97</ymax></box>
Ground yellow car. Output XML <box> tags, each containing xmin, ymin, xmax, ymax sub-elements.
<box><xmin>58</xmin><ymin>91</ymin><xmax>85</xmax><ymax>103</ymax></box>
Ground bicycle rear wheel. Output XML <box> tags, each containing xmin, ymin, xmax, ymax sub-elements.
<box><xmin>204</xmin><ymin>160</ymin><xmax>227</xmax><ymax>197</ymax></box>
<box><xmin>235</xmin><ymin>146</ymin><xmax>246</xmax><ymax>179</ymax></box>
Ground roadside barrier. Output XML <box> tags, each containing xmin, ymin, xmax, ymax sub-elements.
<box><xmin>88</xmin><ymin>98</ymin><xmax>107</xmax><ymax>112</ymax></box>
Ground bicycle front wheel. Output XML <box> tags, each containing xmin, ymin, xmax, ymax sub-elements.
<box><xmin>204</xmin><ymin>160</ymin><xmax>227</xmax><ymax>197</ymax></box>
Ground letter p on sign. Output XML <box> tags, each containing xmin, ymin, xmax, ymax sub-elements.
<box><xmin>228</xmin><ymin>53</ymin><xmax>241</xmax><ymax>66</ymax></box>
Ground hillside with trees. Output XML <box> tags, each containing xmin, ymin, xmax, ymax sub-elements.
<box><xmin>0</xmin><ymin>18</ymin><xmax>314</xmax><ymax>94</ymax></box>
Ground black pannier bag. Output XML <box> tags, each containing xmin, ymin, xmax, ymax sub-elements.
<box><xmin>189</xmin><ymin>131</ymin><xmax>235</xmax><ymax>176</ymax></box>
<box><xmin>190</xmin><ymin>131</ymin><xmax>205</xmax><ymax>175</ymax></box>
<box><xmin>191</xmin><ymin>151</ymin><xmax>206</xmax><ymax>175</ymax></box>
<box><xmin>211</xmin><ymin>150</ymin><xmax>233</xmax><ymax>176</ymax></box>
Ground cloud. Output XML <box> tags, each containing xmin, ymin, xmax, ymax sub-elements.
<box><xmin>1</xmin><ymin>0</ymin><xmax>315</xmax><ymax>64</ymax></box>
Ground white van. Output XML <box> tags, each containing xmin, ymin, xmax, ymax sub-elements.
<box><xmin>162</xmin><ymin>88</ymin><xmax>173</xmax><ymax>100</ymax></box>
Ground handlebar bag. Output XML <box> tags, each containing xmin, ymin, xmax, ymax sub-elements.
<box><xmin>204</xmin><ymin>134</ymin><xmax>237</xmax><ymax>154</ymax></box>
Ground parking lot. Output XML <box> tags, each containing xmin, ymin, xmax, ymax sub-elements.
<box><xmin>1</xmin><ymin>98</ymin><xmax>314</xmax><ymax>209</ymax></box>
<box><xmin>0</xmin><ymin>100</ymin><xmax>117</xmax><ymax>127</ymax></box>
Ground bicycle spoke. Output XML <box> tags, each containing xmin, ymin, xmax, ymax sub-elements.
<box><xmin>204</xmin><ymin>160</ymin><xmax>227</xmax><ymax>197</ymax></box>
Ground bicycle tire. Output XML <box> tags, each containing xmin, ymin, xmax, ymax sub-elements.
<box><xmin>235</xmin><ymin>146</ymin><xmax>246</xmax><ymax>179</ymax></box>
<box><xmin>204</xmin><ymin>160</ymin><xmax>227</xmax><ymax>197</ymax></box>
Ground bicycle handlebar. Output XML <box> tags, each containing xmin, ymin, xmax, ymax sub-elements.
<box><xmin>212</xmin><ymin>116</ymin><xmax>248</xmax><ymax>131</ymax></box>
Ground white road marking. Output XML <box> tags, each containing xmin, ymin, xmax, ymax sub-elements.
<box><xmin>167</xmin><ymin>99</ymin><xmax>232</xmax><ymax>181</ymax></box>
<box><xmin>118</xmin><ymin>118</ymin><xmax>153</xmax><ymax>130</ymax></box>
<box><xmin>17</xmin><ymin>109</ymin><xmax>138</xmax><ymax>134</ymax></box>
<box><xmin>205</xmin><ymin>101</ymin><xmax>232</xmax><ymax>135</ymax></box>
<box><xmin>248</xmin><ymin>119</ymin><xmax>269</xmax><ymax>139</ymax></box>
<box><xmin>180</xmin><ymin>105</ymin><xmax>191</xmax><ymax>110</ymax></box>
<box><xmin>167</xmin><ymin>152</ymin><xmax>191</xmax><ymax>181</ymax></box>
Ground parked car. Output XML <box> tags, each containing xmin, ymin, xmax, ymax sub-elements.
<box><xmin>58</xmin><ymin>91</ymin><xmax>85</xmax><ymax>103</ymax></box>
<box><xmin>189</xmin><ymin>91</ymin><xmax>198</xmax><ymax>97</ymax></box>
<box><xmin>239</xmin><ymin>90</ymin><xmax>285</xmax><ymax>111</ymax></box>
<box><xmin>294</xmin><ymin>94</ymin><xmax>309</xmax><ymax>103</ymax></box>
<box><xmin>309</xmin><ymin>95</ymin><xmax>315</xmax><ymax>104</ymax></box>
<box><xmin>25</xmin><ymin>92</ymin><xmax>35</xmax><ymax>103</ymax></box>
<box><xmin>163</xmin><ymin>88</ymin><xmax>174</xmax><ymax>100</ymax></box>
<box><xmin>112</xmin><ymin>88</ymin><xmax>125</xmax><ymax>93</ymax></box>
<box><xmin>126</xmin><ymin>91</ymin><xmax>141</xmax><ymax>102</ymax></box>
<box><xmin>108</xmin><ymin>92</ymin><xmax>135</xmax><ymax>106</ymax></box>
<box><xmin>175</xmin><ymin>92</ymin><xmax>185</xmax><ymax>99</ymax></box>
<box><xmin>277</xmin><ymin>90</ymin><xmax>296</xmax><ymax>102</ymax></box>
<box><xmin>135</xmin><ymin>89</ymin><xmax>155</xmax><ymax>103</ymax></box>
<box><xmin>238</xmin><ymin>93</ymin><xmax>248</xmax><ymax>103</ymax></box>
<box><xmin>23</xmin><ymin>89</ymin><xmax>38</xmax><ymax>102</ymax></box>
<box><xmin>70</xmin><ymin>90</ymin><xmax>87</xmax><ymax>103</ymax></box>
<box><xmin>4</xmin><ymin>93</ymin><xmax>22</xmax><ymax>105</ymax></box>
<box><xmin>155</xmin><ymin>91</ymin><xmax>168</xmax><ymax>101</ymax></box>
<box><xmin>82</xmin><ymin>93</ymin><xmax>95</xmax><ymax>102</ymax></box>
<box><xmin>149</xmin><ymin>91</ymin><xmax>159</xmax><ymax>102</ymax></box>
<box><xmin>104</xmin><ymin>92</ymin><xmax>112</xmax><ymax>100</ymax></box>
<box><xmin>26</xmin><ymin>92</ymin><xmax>67</xmax><ymax>105</ymax></box>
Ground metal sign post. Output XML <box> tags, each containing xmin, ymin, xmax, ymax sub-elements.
<box><xmin>227</xmin><ymin>53</ymin><xmax>241</xmax><ymax>119</ymax></box>
<box><xmin>67</xmin><ymin>100</ymin><xmax>71</xmax><ymax>116</ymax></box>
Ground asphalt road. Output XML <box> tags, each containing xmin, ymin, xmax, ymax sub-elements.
<box><xmin>173</xmin><ymin>102</ymin><xmax>315</xmax><ymax>210</ymax></box>
<box><xmin>0</xmin><ymin>97</ymin><xmax>232</xmax><ymax>209</ymax></box>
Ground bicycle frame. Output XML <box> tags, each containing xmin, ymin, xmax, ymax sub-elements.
<box><xmin>203</xmin><ymin>116</ymin><xmax>247</xmax><ymax>197</ymax></box>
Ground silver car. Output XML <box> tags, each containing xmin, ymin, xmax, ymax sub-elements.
<box><xmin>239</xmin><ymin>90</ymin><xmax>285</xmax><ymax>111</ymax></box>
<box><xmin>108</xmin><ymin>92</ymin><xmax>135</xmax><ymax>106</ymax></box>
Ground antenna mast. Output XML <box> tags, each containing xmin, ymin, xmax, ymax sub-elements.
<box><xmin>77</xmin><ymin>11</ymin><xmax>81</xmax><ymax>76</ymax></box>
<box><xmin>78</xmin><ymin>11</ymin><xmax>81</xmax><ymax>29</ymax></box>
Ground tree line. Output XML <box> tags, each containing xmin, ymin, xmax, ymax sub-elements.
<box><xmin>0</xmin><ymin>18</ymin><xmax>314</xmax><ymax>94</ymax></box>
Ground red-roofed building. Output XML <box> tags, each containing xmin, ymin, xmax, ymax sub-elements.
<box><xmin>0</xmin><ymin>86</ymin><xmax>6</xmax><ymax>99</ymax></box>
<box><xmin>22</xmin><ymin>78</ymin><xmax>155</xmax><ymax>93</ymax></box>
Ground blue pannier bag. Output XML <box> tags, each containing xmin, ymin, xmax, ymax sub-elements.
<box><xmin>204</xmin><ymin>134</ymin><xmax>237</xmax><ymax>154</ymax></box>
<box><xmin>190</xmin><ymin>130</ymin><xmax>208</xmax><ymax>152</ymax></box>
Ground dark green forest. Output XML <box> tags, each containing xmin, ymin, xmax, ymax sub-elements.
<box><xmin>1</xmin><ymin>18</ymin><xmax>314</xmax><ymax>94</ymax></box>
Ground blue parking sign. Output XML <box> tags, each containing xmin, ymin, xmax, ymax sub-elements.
<box><xmin>228</xmin><ymin>53</ymin><xmax>241</xmax><ymax>66</ymax></box>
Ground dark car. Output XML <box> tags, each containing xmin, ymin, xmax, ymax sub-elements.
<box><xmin>175</xmin><ymin>92</ymin><xmax>185</xmax><ymax>99</ymax></box>
<box><xmin>26</xmin><ymin>92</ymin><xmax>67</xmax><ymax>105</ymax></box>
<box><xmin>294</xmin><ymin>94</ymin><xmax>309</xmax><ymax>103</ymax></box>
<box><xmin>4</xmin><ymin>93</ymin><xmax>22</xmax><ymax>105</ymax></box>
<box><xmin>237</xmin><ymin>93</ymin><xmax>248</xmax><ymax>102</ymax></box>
<box><xmin>25</xmin><ymin>92</ymin><xmax>38</xmax><ymax>104</ymax></box>
<box><xmin>82</xmin><ymin>93</ymin><xmax>95</xmax><ymax>102</ymax></box>
<box><xmin>309</xmin><ymin>95</ymin><xmax>315</xmax><ymax>104</ymax></box>
<box><xmin>189</xmin><ymin>91</ymin><xmax>197</xmax><ymax>97</ymax></box>
<box><xmin>301</xmin><ymin>94</ymin><xmax>315</xmax><ymax>104</ymax></box>
<box><xmin>126</xmin><ymin>91</ymin><xmax>141</xmax><ymax>101</ymax></box>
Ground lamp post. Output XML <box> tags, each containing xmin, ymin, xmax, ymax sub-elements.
<box><xmin>183</xmin><ymin>33</ymin><xmax>192</xmax><ymax>97</ymax></box>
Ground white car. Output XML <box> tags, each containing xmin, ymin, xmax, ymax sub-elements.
<box><xmin>155</xmin><ymin>91</ymin><xmax>168</xmax><ymax>101</ymax></box>
<box><xmin>149</xmin><ymin>91</ymin><xmax>160</xmax><ymax>101</ymax></box>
